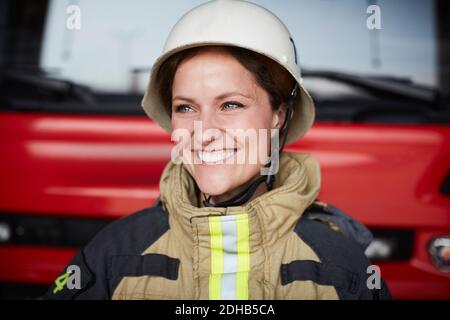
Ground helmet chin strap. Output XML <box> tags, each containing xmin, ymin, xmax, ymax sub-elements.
<box><xmin>202</xmin><ymin>175</ymin><xmax>268</xmax><ymax>208</ymax></box>
<box><xmin>202</xmin><ymin>83</ymin><xmax>299</xmax><ymax>208</ymax></box>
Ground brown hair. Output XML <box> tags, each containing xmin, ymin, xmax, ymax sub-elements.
<box><xmin>156</xmin><ymin>45</ymin><xmax>295</xmax><ymax>116</ymax></box>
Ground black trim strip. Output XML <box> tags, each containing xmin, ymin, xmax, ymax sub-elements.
<box><xmin>108</xmin><ymin>254</ymin><xmax>180</xmax><ymax>281</ymax></box>
<box><xmin>280</xmin><ymin>260</ymin><xmax>359</xmax><ymax>294</ymax></box>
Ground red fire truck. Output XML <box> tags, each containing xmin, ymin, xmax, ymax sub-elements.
<box><xmin>0</xmin><ymin>0</ymin><xmax>449</xmax><ymax>299</ymax></box>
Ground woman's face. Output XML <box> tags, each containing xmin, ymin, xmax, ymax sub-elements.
<box><xmin>171</xmin><ymin>48</ymin><xmax>284</xmax><ymax>197</ymax></box>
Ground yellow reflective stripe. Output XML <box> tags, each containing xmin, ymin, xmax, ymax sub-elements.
<box><xmin>208</xmin><ymin>215</ymin><xmax>223</xmax><ymax>300</ymax></box>
<box><xmin>236</xmin><ymin>213</ymin><xmax>250</xmax><ymax>299</ymax></box>
<box><xmin>208</xmin><ymin>213</ymin><xmax>250</xmax><ymax>300</ymax></box>
<box><xmin>236</xmin><ymin>271</ymin><xmax>249</xmax><ymax>300</ymax></box>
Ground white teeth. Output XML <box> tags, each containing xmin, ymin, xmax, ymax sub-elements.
<box><xmin>197</xmin><ymin>150</ymin><xmax>235</xmax><ymax>163</ymax></box>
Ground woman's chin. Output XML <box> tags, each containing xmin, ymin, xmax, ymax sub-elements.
<box><xmin>196</xmin><ymin>180</ymin><xmax>232</xmax><ymax>197</ymax></box>
<box><xmin>194</xmin><ymin>172</ymin><xmax>235</xmax><ymax>197</ymax></box>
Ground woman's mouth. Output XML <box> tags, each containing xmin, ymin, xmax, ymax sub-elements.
<box><xmin>195</xmin><ymin>149</ymin><xmax>237</xmax><ymax>164</ymax></box>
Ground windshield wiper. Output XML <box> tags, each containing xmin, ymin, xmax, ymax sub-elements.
<box><xmin>302</xmin><ymin>70</ymin><xmax>437</xmax><ymax>104</ymax></box>
<box><xmin>0</xmin><ymin>69</ymin><xmax>97</xmax><ymax>106</ymax></box>
<box><xmin>302</xmin><ymin>69</ymin><xmax>450</xmax><ymax>123</ymax></box>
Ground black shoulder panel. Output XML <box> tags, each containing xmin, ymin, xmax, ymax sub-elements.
<box><xmin>303</xmin><ymin>201</ymin><xmax>374</xmax><ymax>250</ymax></box>
<box><xmin>42</xmin><ymin>199</ymin><xmax>172</xmax><ymax>300</ymax></box>
<box><xmin>291</xmin><ymin>213</ymin><xmax>392</xmax><ymax>300</ymax></box>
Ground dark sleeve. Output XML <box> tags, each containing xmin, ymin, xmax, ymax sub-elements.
<box><xmin>42</xmin><ymin>240</ymin><xmax>110</xmax><ymax>300</ymax></box>
<box><xmin>295</xmin><ymin>213</ymin><xmax>392</xmax><ymax>300</ymax></box>
<box><xmin>41</xmin><ymin>200</ymin><xmax>169</xmax><ymax>300</ymax></box>
<box><xmin>373</xmin><ymin>278</ymin><xmax>392</xmax><ymax>300</ymax></box>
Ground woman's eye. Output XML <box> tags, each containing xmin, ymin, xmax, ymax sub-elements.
<box><xmin>222</xmin><ymin>101</ymin><xmax>243</xmax><ymax>110</ymax></box>
<box><xmin>174</xmin><ymin>104</ymin><xmax>193</xmax><ymax>113</ymax></box>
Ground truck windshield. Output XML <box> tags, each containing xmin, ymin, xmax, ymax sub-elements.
<box><xmin>1</xmin><ymin>0</ymin><xmax>448</xmax><ymax>122</ymax></box>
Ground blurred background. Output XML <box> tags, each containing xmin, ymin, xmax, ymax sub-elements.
<box><xmin>0</xmin><ymin>0</ymin><xmax>449</xmax><ymax>299</ymax></box>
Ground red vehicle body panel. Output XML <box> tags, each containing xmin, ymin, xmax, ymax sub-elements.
<box><xmin>0</xmin><ymin>112</ymin><xmax>449</xmax><ymax>299</ymax></box>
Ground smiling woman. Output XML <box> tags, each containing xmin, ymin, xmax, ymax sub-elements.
<box><xmin>43</xmin><ymin>0</ymin><xmax>391</xmax><ymax>300</ymax></box>
<box><xmin>162</xmin><ymin>46</ymin><xmax>292</xmax><ymax>205</ymax></box>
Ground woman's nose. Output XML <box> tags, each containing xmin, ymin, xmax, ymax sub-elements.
<box><xmin>194</xmin><ymin>110</ymin><xmax>223</xmax><ymax>147</ymax></box>
<box><xmin>199</xmin><ymin>107</ymin><xmax>216</xmax><ymax>129</ymax></box>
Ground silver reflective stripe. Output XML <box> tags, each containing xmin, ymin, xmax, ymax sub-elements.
<box><xmin>220</xmin><ymin>216</ymin><xmax>238</xmax><ymax>299</ymax></box>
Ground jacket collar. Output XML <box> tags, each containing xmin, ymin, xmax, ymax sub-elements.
<box><xmin>159</xmin><ymin>152</ymin><xmax>321</xmax><ymax>249</ymax></box>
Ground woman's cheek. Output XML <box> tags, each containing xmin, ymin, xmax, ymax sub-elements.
<box><xmin>237</xmin><ymin>128</ymin><xmax>271</xmax><ymax>167</ymax></box>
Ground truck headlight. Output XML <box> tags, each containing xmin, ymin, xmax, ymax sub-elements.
<box><xmin>429</xmin><ymin>236</ymin><xmax>450</xmax><ymax>272</ymax></box>
<box><xmin>0</xmin><ymin>222</ymin><xmax>11</xmax><ymax>243</ymax></box>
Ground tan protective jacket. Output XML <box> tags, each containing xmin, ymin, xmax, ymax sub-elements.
<box><xmin>45</xmin><ymin>152</ymin><xmax>391</xmax><ymax>300</ymax></box>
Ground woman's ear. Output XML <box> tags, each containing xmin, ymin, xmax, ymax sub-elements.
<box><xmin>271</xmin><ymin>103</ymin><xmax>287</xmax><ymax>130</ymax></box>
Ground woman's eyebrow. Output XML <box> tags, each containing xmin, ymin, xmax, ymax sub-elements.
<box><xmin>214</xmin><ymin>92</ymin><xmax>252</xmax><ymax>101</ymax></box>
<box><xmin>172</xmin><ymin>92</ymin><xmax>252</xmax><ymax>104</ymax></box>
<box><xmin>172</xmin><ymin>95</ymin><xmax>197</xmax><ymax>104</ymax></box>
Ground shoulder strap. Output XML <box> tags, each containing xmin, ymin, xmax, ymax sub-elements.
<box><xmin>303</xmin><ymin>200</ymin><xmax>373</xmax><ymax>251</ymax></box>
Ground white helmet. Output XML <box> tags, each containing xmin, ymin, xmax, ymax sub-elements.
<box><xmin>141</xmin><ymin>0</ymin><xmax>315</xmax><ymax>145</ymax></box>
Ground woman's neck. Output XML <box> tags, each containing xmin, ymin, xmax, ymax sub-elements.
<box><xmin>199</xmin><ymin>175</ymin><xmax>268</xmax><ymax>208</ymax></box>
